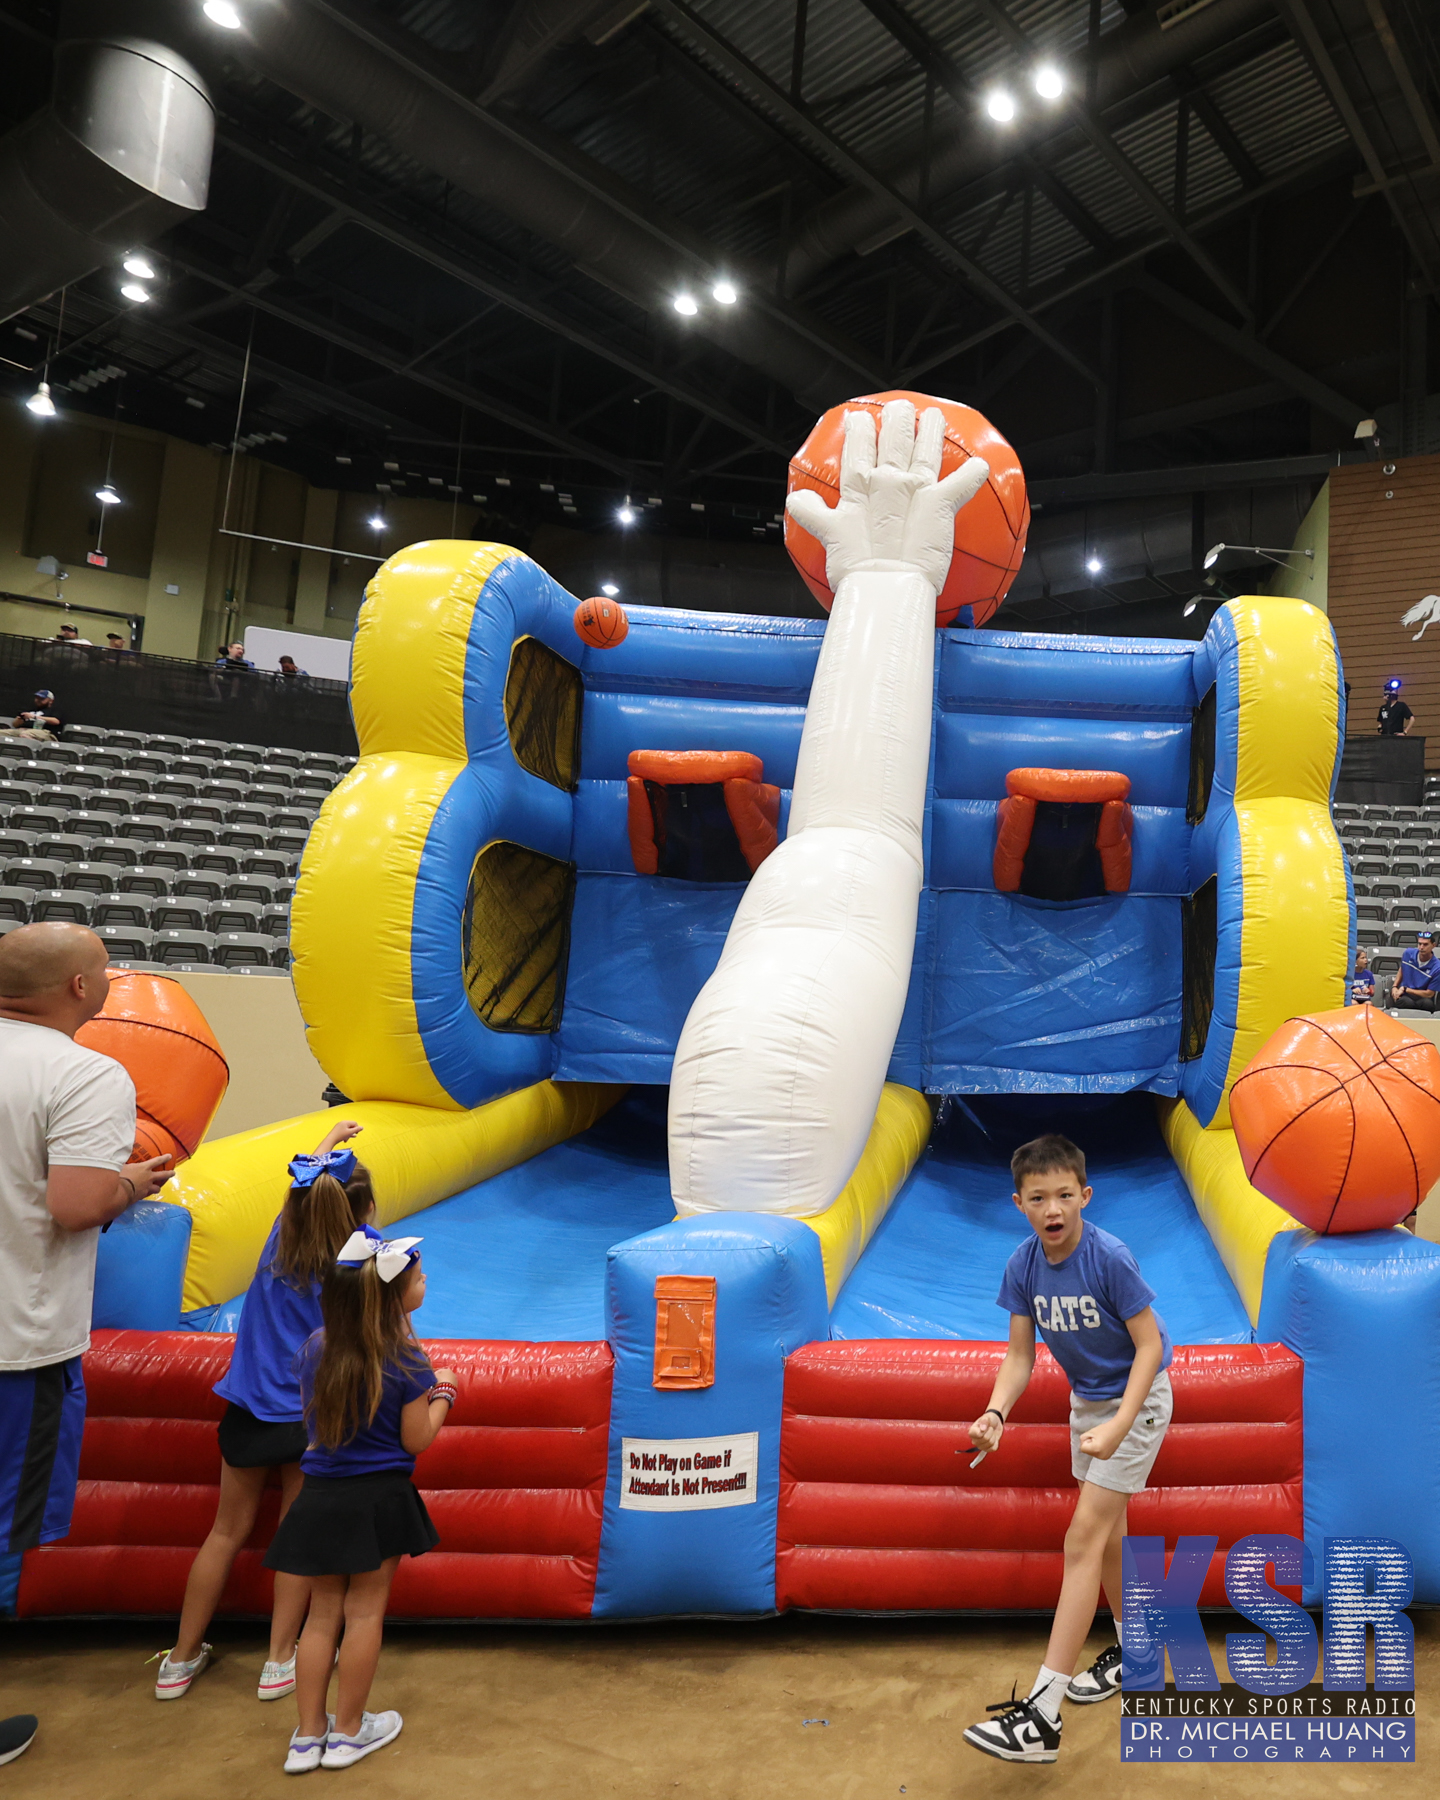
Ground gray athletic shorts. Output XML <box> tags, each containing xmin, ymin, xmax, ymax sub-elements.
<box><xmin>1070</xmin><ymin>1369</ymin><xmax>1173</xmax><ymax>1495</ymax></box>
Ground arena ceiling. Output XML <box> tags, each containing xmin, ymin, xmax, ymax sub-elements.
<box><xmin>0</xmin><ymin>0</ymin><xmax>1437</xmax><ymax>625</ymax></box>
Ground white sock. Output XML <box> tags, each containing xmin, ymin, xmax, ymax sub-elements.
<box><xmin>1028</xmin><ymin>1665</ymin><xmax>1069</xmax><ymax>1723</ymax></box>
<box><xmin>1114</xmin><ymin>1620</ymin><xmax>1124</xmax><ymax>1647</ymax></box>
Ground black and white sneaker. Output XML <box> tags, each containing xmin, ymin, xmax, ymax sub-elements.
<box><xmin>0</xmin><ymin>1716</ymin><xmax>37</xmax><ymax>1767</ymax></box>
<box><xmin>1067</xmin><ymin>1643</ymin><xmax>1123</xmax><ymax>1703</ymax></box>
<box><xmin>962</xmin><ymin>1689</ymin><xmax>1062</xmax><ymax>1763</ymax></box>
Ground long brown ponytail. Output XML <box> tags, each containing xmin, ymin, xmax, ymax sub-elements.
<box><xmin>273</xmin><ymin>1166</ymin><xmax>375</xmax><ymax>1285</ymax></box>
<box><xmin>307</xmin><ymin>1259</ymin><xmax>431</xmax><ymax>1450</ymax></box>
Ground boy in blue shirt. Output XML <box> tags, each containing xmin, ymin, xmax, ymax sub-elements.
<box><xmin>962</xmin><ymin>1133</ymin><xmax>1172</xmax><ymax>1765</ymax></box>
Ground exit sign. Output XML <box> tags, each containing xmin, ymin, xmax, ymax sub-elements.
<box><xmin>86</xmin><ymin>551</ymin><xmax>108</xmax><ymax>568</ymax></box>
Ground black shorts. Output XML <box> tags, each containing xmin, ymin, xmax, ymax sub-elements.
<box><xmin>263</xmin><ymin>1470</ymin><xmax>438</xmax><ymax>1576</ymax></box>
<box><xmin>217</xmin><ymin>1402</ymin><xmax>309</xmax><ymax>1470</ymax></box>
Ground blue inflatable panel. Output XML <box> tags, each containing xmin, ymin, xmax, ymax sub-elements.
<box><xmin>581</xmin><ymin>693</ymin><xmax>808</xmax><ymax>787</ymax></box>
<box><xmin>935</xmin><ymin>712</ymin><xmax>1193</xmax><ymax>809</ymax></box>
<box><xmin>1257</xmin><ymin>1229</ymin><xmax>1440</xmax><ymax>1605</ymax></box>
<box><xmin>182</xmin><ymin>1294</ymin><xmax>246</xmax><ymax>1332</ymax></box>
<box><xmin>556</xmin><ymin>875</ymin><xmax>742</xmax><ymax>1083</ymax></box>
<box><xmin>831</xmin><ymin>1094</ymin><xmax>1251</xmax><ymax>1346</ymax></box>
<box><xmin>386</xmin><ymin>1090</ymin><xmax>675</xmax><ymax>1340</ymax></box>
<box><xmin>92</xmin><ymin>1201</ymin><xmax>192</xmax><ymax>1332</ymax></box>
<box><xmin>584</xmin><ymin>605</ymin><xmax>823</xmax><ymax>700</ymax></box>
<box><xmin>939</xmin><ymin>628</ymin><xmax>1199</xmax><ymax>716</ymax></box>
<box><xmin>593</xmin><ymin>1213</ymin><xmax>828</xmax><ymax>1618</ymax></box>
<box><xmin>919</xmin><ymin>891</ymin><xmax>1182</xmax><ymax>1094</ymax></box>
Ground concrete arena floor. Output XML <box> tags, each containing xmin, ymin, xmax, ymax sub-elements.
<box><xmin>1</xmin><ymin>1612</ymin><xmax>1433</xmax><ymax>1799</ymax></box>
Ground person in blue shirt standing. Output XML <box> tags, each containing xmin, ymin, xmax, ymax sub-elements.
<box><xmin>962</xmin><ymin>1134</ymin><xmax>1173</xmax><ymax>1765</ymax></box>
<box><xmin>1392</xmin><ymin>929</ymin><xmax>1440</xmax><ymax>1011</ymax></box>
<box><xmin>264</xmin><ymin>1225</ymin><xmax>457</xmax><ymax>1773</ymax></box>
<box><xmin>154</xmin><ymin>1118</ymin><xmax>371</xmax><ymax>1704</ymax></box>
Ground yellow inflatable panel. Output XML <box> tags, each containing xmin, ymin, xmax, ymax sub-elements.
<box><xmin>167</xmin><ymin>1080</ymin><xmax>622</xmax><ymax>1313</ymax></box>
<box><xmin>799</xmin><ymin>1084</ymin><xmax>934</xmax><ymax>1305</ymax></box>
<box><xmin>1212</xmin><ymin>596</ymin><xmax>1348</xmax><ymax>1125</ymax></box>
<box><xmin>1158</xmin><ymin>1094</ymin><xmax>1301</xmax><ymax>1326</ymax></box>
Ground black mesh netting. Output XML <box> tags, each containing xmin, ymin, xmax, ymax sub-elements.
<box><xmin>1187</xmin><ymin>684</ymin><xmax>1216</xmax><ymax>825</ymax></box>
<box><xmin>1181</xmin><ymin>874</ymin><xmax>1218</xmax><ymax>1061</ymax></box>
<box><xmin>461</xmin><ymin>840</ymin><xmax>576</xmax><ymax>1033</ymax></box>
<box><xmin>504</xmin><ymin>636</ymin><xmax>581</xmax><ymax>792</ymax></box>
<box><xmin>642</xmin><ymin>781</ymin><xmax>752</xmax><ymax>882</ymax></box>
<box><xmin>1018</xmin><ymin>799</ymin><xmax>1106</xmax><ymax>902</ymax></box>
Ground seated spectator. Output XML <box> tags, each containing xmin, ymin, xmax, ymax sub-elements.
<box><xmin>1392</xmin><ymin>930</ymin><xmax>1440</xmax><ymax>1010</ymax></box>
<box><xmin>215</xmin><ymin>642</ymin><xmax>255</xmax><ymax>673</ymax></box>
<box><xmin>104</xmin><ymin>632</ymin><xmax>133</xmax><ymax>656</ymax></box>
<box><xmin>1350</xmin><ymin>948</ymin><xmax>1375</xmax><ymax>1004</ymax></box>
<box><xmin>0</xmin><ymin>689</ymin><xmax>63</xmax><ymax>741</ymax></box>
<box><xmin>276</xmin><ymin>654</ymin><xmax>306</xmax><ymax>680</ymax></box>
<box><xmin>51</xmin><ymin>622</ymin><xmax>91</xmax><ymax>646</ymax></box>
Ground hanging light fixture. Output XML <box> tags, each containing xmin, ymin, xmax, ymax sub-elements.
<box><xmin>122</xmin><ymin>253</ymin><xmax>156</xmax><ymax>280</ymax></box>
<box><xmin>26</xmin><ymin>381</ymin><xmax>56</xmax><ymax>417</ymax></box>
<box><xmin>95</xmin><ymin>484</ymin><xmax>121</xmax><ymax>506</ymax></box>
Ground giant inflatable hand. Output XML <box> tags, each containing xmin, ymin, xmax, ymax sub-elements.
<box><xmin>785</xmin><ymin>400</ymin><xmax>989</xmax><ymax>595</ymax></box>
<box><xmin>670</xmin><ymin>398</ymin><xmax>990</xmax><ymax>1218</ymax></box>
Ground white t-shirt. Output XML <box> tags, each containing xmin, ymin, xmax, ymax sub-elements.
<box><xmin>0</xmin><ymin>1017</ymin><xmax>136</xmax><ymax>1370</ymax></box>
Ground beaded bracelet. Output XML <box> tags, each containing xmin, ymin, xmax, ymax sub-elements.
<box><xmin>430</xmin><ymin>1383</ymin><xmax>458</xmax><ymax>1407</ymax></box>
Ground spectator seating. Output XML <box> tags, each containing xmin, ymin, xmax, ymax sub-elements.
<box><xmin>0</xmin><ymin>727</ymin><xmax>347</xmax><ymax>970</ymax></box>
<box><xmin>1341</xmin><ymin>796</ymin><xmax>1440</xmax><ymax>1002</ymax></box>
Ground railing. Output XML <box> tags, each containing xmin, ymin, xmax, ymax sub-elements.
<box><xmin>0</xmin><ymin>631</ymin><xmax>356</xmax><ymax>756</ymax></box>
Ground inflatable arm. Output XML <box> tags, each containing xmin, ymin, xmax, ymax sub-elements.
<box><xmin>669</xmin><ymin>401</ymin><xmax>987</xmax><ymax>1216</ymax></box>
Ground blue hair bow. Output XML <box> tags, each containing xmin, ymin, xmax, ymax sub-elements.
<box><xmin>288</xmin><ymin>1148</ymin><xmax>358</xmax><ymax>1188</ymax></box>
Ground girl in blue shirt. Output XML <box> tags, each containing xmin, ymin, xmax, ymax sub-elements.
<box><xmin>155</xmin><ymin>1119</ymin><xmax>372</xmax><ymax>1704</ymax></box>
<box><xmin>264</xmin><ymin>1224</ymin><xmax>457</xmax><ymax>1773</ymax></box>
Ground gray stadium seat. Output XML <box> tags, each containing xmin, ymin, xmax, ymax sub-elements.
<box><xmin>260</xmin><ymin>905</ymin><xmax>290</xmax><ymax>938</ymax></box>
<box><xmin>214</xmin><ymin>931</ymin><xmax>274</xmax><ymax>968</ymax></box>
<box><xmin>270</xmin><ymin>938</ymin><xmax>292</xmax><ymax>968</ymax></box>
<box><xmin>144</xmin><ymin>735</ymin><xmax>190</xmax><ymax>756</ymax></box>
<box><xmin>131</xmin><ymin>798</ymin><xmax>180</xmax><ymax>820</ymax></box>
<box><xmin>62</xmin><ymin>725</ymin><xmax>108</xmax><ymax>751</ymax></box>
<box><xmin>209</xmin><ymin>900</ymin><xmax>261</xmax><ymax>933</ymax></box>
<box><xmin>118</xmin><ymin>867</ymin><xmax>172</xmax><ymax>896</ymax></box>
<box><xmin>272</xmin><ymin>809</ymin><xmax>314</xmax><ymax>833</ymax></box>
<box><xmin>225</xmin><ymin>875</ymin><xmax>277</xmax><ymax>904</ymax></box>
<box><xmin>10</xmin><ymin>806</ymin><xmax>64</xmax><ymax>835</ymax></box>
<box><xmin>234</xmin><ymin>964</ymin><xmax>289</xmax><ymax>977</ymax></box>
<box><xmin>32</xmin><ymin>743</ymin><xmax>81</xmax><ymax>767</ymax></box>
<box><xmin>154</xmin><ymin>928</ymin><xmax>214</xmax><ymax>965</ymax></box>
<box><xmin>153</xmin><ymin>899</ymin><xmax>208</xmax><ymax>932</ymax></box>
<box><xmin>61</xmin><ymin>764</ymin><xmax>105</xmax><ymax>790</ymax></box>
<box><xmin>83</xmin><ymin>749</ymin><xmax>128</xmax><ymax>772</ymax></box>
<box><xmin>0</xmin><ymin>832</ymin><xmax>35</xmax><ymax>861</ymax></box>
<box><xmin>34</xmin><ymin>835</ymin><xmax>92</xmax><ymax>866</ymax></box>
<box><xmin>30</xmin><ymin>889</ymin><xmax>91</xmax><ymax>924</ymax></box>
<box><xmin>118</xmin><ymin>820</ymin><xmax>171</xmax><ymax>848</ymax></box>
<box><xmin>173</xmin><ymin>823</ymin><xmax>217</xmax><ymax>847</ymax></box>
<box><xmin>34</xmin><ymin>787</ymin><xmax>82</xmax><ymax>816</ymax></box>
<box><xmin>95</xmin><ymin>925</ymin><xmax>155</xmax><ymax>962</ymax></box>
<box><xmin>0</xmin><ymin>782</ymin><xmax>37</xmax><ymax>808</ymax></box>
<box><xmin>145</xmin><ymin>844</ymin><xmax>192</xmax><ymax>872</ymax></box>
<box><xmin>173</xmin><ymin>873</ymin><xmax>225</xmax><ymax>902</ymax></box>
<box><xmin>268</xmin><ymin>831</ymin><xmax>308</xmax><ymax>858</ymax></box>
<box><xmin>62</xmin><ymin>862</ymin><xmax>121</xmax><ymax>894</ymax></box>
<box><xmin>227</xmin><ymin>804</ymin><xmax>270</xmax><ymax>827</ymax></box>
<box><xmin>172</xmin><ymin>757</ymin><xmax>215</xmax><ymax>782</ymax></box>
<box><xmin>220</xmin><ymin>827</ymin><xmax>267</xmax><ymax>852</ymax></box>
<box><xmin>92</xmin><ymin>895</ymin><xmax>152</xmax><ymax>928</ymax></box>
<box><xmin>152</xmin><ymin>776</ymin><xmax>199</xmax><ymax>800</ymax></box>
<box><xmin>293</xmin><ymin>772</ymin><xmax>332</xmax><ymax>796</ymax></box>
<box><xmin>87</xmin><ymin>839</ymin><xmax>141</xmax><ymax>868</ymax></box>
<box><xmin>241</xmin><ymin>852</ymin><xmax>293</xmax><ymax>880</ymax></box>
<box><xmin>0</xmin><ymin>886</ymin><xmax>30</xmax><ymax>923</ymax></box>
<box><xmin>1355</xmin><ymin>900</ymin><xmax>1386</xmax><ymax>923</ymax></box>
<box><xmin>202</xmin><ymin>782</ymin><xmax>247</xmax><ymax>804</ymax></box>
<box><xmin>193</xmin><ymin>739</ymin><xmax>243</xmax><ymax>758</ymax></box>
<box><xmin>262</xmin><ymin>748</ymin><xmax>302</xmax><ymax>769</ymax></box>
<box><xmin>64</xmin><ymin>813</ymin><xmax>118</xmax><ymax>839</ymax></box>
<box><xmin>192</xmin><ymin>850</ymin><xmax>241</xmax><ymax>876</ymax></box>
<box><xmin>256</xmin><ymin>764</ymin><xmax>295</xmax><ymax>788</ymax></box>
<box><xmin>105</xmin><ymin>733</ymin><xmax>148</xmax><ymax>753</ymax></box>
<box><xmin>110</xmin><ymin>771</ymin><xmax>150</xmax><ymax>795</ymax></box>
<box><xmin>86</xmin><ymin>791</ymin><xmax>133</xmax><ymax>818</ymax></box>
<box><xmin>5</xmin><ymin>857</ymin><xmax>65</xmax><ymax>891</ymax></box>
<box><xmin>249</xmin><ymin>784</ymin><xmax>290</xmax><ymax>808</ymax></box>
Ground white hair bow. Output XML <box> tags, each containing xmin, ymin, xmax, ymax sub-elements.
<box><xmin>335</xmin><ymin>1228</ymin><xmax>422</xmax><ymax>1284</ymax></box>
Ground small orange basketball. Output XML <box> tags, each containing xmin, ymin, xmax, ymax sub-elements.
<box><xmin>785</xmin><ymin>389</ymin><xmax>1029</xmax><ymax>627</ymax></box>
<box><xmin>1229</xmin><ymin>1005</ymin><xmax>1440</xmax><ymax>1233</ymax></box>
<box><xmin>574</xmin><ymin>596</ymin><xmax>629</xmax><ymax>648</ymax></box>
<box><xmin>77</xmin><ymin>971</ymin><xmax>229</xmax><ymax>1165</ymax></box>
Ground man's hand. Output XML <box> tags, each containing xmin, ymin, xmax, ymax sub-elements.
<box><xmin>1078</xmin><ymin>1418</ymin><xmax>1128</xmax><ymax>1462</ymax></box>
<box><xmin>785</xmin><ymin>398</ymin><xmax>990</xmax><ymax>599</ymax></box>
<box><xmin>968</xmin><ymin>1411</ymin><xmax>1004</xmax><ymax>1455</ymax></box>
<box><xmin>47</xmin><ymin>1153</ymin><xmax>171</xmax><ymax>1231</ymax></box>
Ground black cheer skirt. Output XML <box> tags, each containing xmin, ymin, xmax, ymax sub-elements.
<box><xmin>217</xmin><ymin>1402</ymin><xmax>309</xmax><ymax>1470</ymax></box>
<box><xmin>263</xmin><ymin>1470</ymin><xmax>438</xmax><ymax>1576</ymax></box>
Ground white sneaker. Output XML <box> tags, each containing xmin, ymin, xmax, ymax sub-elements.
<box><xmin>320</xmin><ymin>1711</ymin><xmax>403</xmax><ymax>1769</ymax></box>
<box><xmin>962</xmin><ymin>1691</ymin><xmax>1062</xmax><ymax>1763</ymax></box>
<box><xmin>153</xmin><ymin>1644</ymin><xmax>212</xmax><ymax>1700</ymax></box>
<box><xmin>1067</xmin><ymin>1643</ymin><xmax>1124</xmax><ymax>1703</ymax></box>
<box><xmin>259</xmin><ymin>1653</ymin><xmax>297</xmax><ymax>1701</ymax></box>
<box><xmin>284</xmin><ymin>1715</ymin><xmax>334</xmax><ymax>1775</ymax></box>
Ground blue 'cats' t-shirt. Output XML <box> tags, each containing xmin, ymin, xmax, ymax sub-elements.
<box><xmin>213</xmin><ymin>1220</ymin><xmax>321</xmax><ymax>1423</ymax></box>
<box><xmin>997</xmin><ymin>1221</ymin><xmax>1172</xmax><ymax>1400</ymax></box>
<box><xmin>296</xmin><ymin>1331</ymin><xmax>434</xmax><ymax>1478</ymax></box>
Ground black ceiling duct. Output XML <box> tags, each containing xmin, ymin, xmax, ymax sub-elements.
<box><xmin>0</xmin><ymin>26</ymin><xmax>213</xmax><ymax>322</ymax></box>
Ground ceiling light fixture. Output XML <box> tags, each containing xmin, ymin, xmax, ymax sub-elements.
<box><xmin>601</xmin><ymin>582</ymin><xmax>619</xmax><ymax>597</ymax></box>
<box><xmin>985</xmin><ymin>90</ymin><xmax>1016</xmax><ymax>122</ymax></box>
<box><xmin>1203</xmin><ymin>542</ymin><xmax>1315</xmax><ymax>570</ymax></box>
<box><xmin>120</xmin><ymin>282</ymin><xmax>150</xmax><ymax>304</ymax></box>
<box><xmin>1033</xmin><ymin>65</ymin><xmax>1064</xmax><ymax>100</ymax></box>
<box><xmin>203</xmin><ymin>1</ymin><xmax>243</xmax><ymax>27</ymax></box>
<box><xmin>95</xmin><ymin>484</ymin><xmax>121</xmax><ymax>506</ymax></box>
<box><xmin>712</xmin><ymin>280</ymin><xmax>738</xmax><ymax>305</ymax></box>
<box><xmin>1086</xmin><ymin>555</ymin><xmax>1102</xmax><ymax>574</ymax></box>
<box><xmin>672</xmin><ymin>293</ymin><xmax>699</xmax><ymax>316</ymax></box>
<box><xmin>1183</xmin><ymin>597</ymin><xmax>1201</xmax><ymax>617</ymax></box>
<box><xmin>616</xmin><ymin>505</ymin><xmax>636</xmax><ymax>525</ymax></box>
<box><xmin>26</xmin><ymin>381</ymin><xmax>56</xmax><ymax>417</ymax></box>
<box><xmin>122</xmin><ymin>253</ymin><xmax>156</xmax><ymax>280</ymax></box>
<box><xmin>368</xmin><ymin>513</ymin><xmax>386</xmax><ymax>531</ymax></box>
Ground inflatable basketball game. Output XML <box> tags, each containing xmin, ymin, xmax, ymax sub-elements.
<box><xmin>11</xmin><ymin>390</ymin><xmax>1440</xmax><ymax>1625</ymax></box>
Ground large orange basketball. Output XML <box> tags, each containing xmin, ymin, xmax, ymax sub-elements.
<box><xmin>785</xmin><ymin>389</ymin><xmax>1029</xmax><ymax>627</ymax></box>
<box><xmin>1229</xmin><ymin>1005</ymin><xmax>1440</xmax><ymax>1233</ymax></box>
<box><xmin>574</xmin><ymin>596</ymin><xmax>629</xmax><ymax>648</ymax></box>
<box><xmin>76</xmin><ymin>971</ymin><xmax>229</xmax><ymax>1165</ymax></box>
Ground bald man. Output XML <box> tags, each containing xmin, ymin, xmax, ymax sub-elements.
<box><xmin>0</xmin><ymin>924</ymin><xmax>170</xmax><ymax>1566</ymax></box>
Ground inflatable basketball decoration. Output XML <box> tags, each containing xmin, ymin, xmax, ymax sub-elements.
<box><xmin>785</xmin><ymin>388</ymin><xmax>1029</xmax><ymax>627</ymax></box>
<box><xmin>574</xmin><ymin>595</ymin><xmax>629</xmax><ymax>648</ymax></box>
<box><xmin>1229</xmin><ymin>1005</ymin><xmax>1440</xmax><ymax>1233</ymax></box>
<box><xmin>77</xmin><ymin>971</ymin><xmax>229</xmax><ymax>1166</ymax></box>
